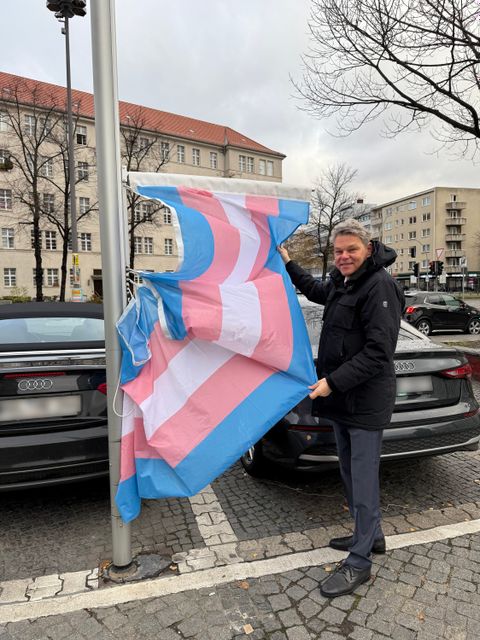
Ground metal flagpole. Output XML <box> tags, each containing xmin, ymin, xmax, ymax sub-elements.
<box><xmin>89</xmin><ymin>0</ymin><xmax>132</xmax><ymax>569</ymax></box>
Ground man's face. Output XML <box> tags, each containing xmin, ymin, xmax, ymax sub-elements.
<box><xmin>334</xmin><ymin>234</ymin><xmax>372</xmax><ymax>277</ymax></box>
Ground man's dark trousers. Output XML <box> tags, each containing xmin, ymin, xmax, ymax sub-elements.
<box><xmin>333</xmin><ymin>422</ymin><xmax>384</xmax><ymax>570</ymax></box>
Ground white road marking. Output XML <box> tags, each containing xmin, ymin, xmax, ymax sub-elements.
<box><xmin>1</xmin><ymin>518</ymin><xmax>480</xmax><ymax>624</ymax></box>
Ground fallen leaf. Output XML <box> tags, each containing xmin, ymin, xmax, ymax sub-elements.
<box><xmin>409</xmin><ymin>528</ymin><xmax>417</xmax><ymax>532</ymax></box>
<box><xmin>474</xmin><ymin>479</ymin><xmax>480</xmax><ymax>485</ymax></box>
<box><xmin>169</xmin><ymin>564</ymin><xmax>178</xmax><ymax>571</ymax></box>
<box><xmin>324</xmin><ymin>565</ymin><xmax>334</xmax><ymax>572</ymax></box>
<box><xmin>418</xmin><ymin>611</ymin><xmax>425</xmax><ymax>622</ymax></box>
<box><xmin>342</xmin><ymin>504</ymin><xmax>350</xmax><ymax>512</ymax></box>
<box><xmin>238</xmin><ymin>580</ymin><xmax>250</xmax><ymax>590</ymax></box>
<box><xmin>243</xmin><ymin>624</ymin><xmax>254</xmax><ymax>635</ymax></box>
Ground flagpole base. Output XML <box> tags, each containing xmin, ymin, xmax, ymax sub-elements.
<box><xmin>102</xmin><ymin>553</ymin><xmax>172</xmax><ymax>584</ymax></box>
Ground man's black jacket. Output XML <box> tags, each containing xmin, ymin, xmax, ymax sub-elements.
<box><xmin>286</xmin><ymin>241</ymin><xmax>405</xmax><ymax>430</ymax></box>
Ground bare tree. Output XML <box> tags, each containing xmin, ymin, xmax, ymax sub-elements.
<box><xmin>298</xmin><ymin>0</ymin><xmax>480</xmax><ymax>158</ymax></box>
<box><xmin>288</xmin><ymin>164</ymin><xmax>365</xmax><ymax>280</ymax></box>
<box><xmin>1</xmin><ymin>79</ymin><xmax>65</xmax><ymax>300</ymax></box>
<box><xmin>120</xmin><ymin>107</ymin><xmax>172</xmax><ymax>278</ymax></box>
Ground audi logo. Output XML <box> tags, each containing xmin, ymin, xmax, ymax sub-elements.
<box><xmin>395</xmin><ymin>361</ymin><xmax>416</xmax><ymax>373</ymax></box>
<box><xmin>18</xmin><ymin>378</ymin><xmax>54</xmax><ymax>392</ymax></box>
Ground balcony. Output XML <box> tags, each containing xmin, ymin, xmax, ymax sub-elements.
<box><xmin>445</xmin><ymin>249</ymin><xmax>465</xmax><ymax>258</ymax></box>
<box><xmin>445</xmin><ymin>201</ymin><xmax>466</xmax><ymax>211</ymax></box>
<box><xmin>446</xmin><ymin>265</ymin><xmax>463</xmax><ymax>273</ymax></box>
<box><xmin>445</xmin><ymin>233</ymin><xmax>465</xmax><ymax>241</ymax></box>
<box><xmin>445</xmin><ymin>217</ymin><xmax>467</xmax><ymax>225</ymax></box>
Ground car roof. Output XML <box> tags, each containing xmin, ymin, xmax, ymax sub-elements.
<box><xmin>0</xmin><ymin>302</ymin><xmax>104</xmax><ymax>319</ymax></box>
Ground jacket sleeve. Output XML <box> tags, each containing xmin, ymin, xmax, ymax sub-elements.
<box><xmin>285</xmin><ymin>261</ymin><xmax>330</xmax><ymax>305</ymax></box>
<box><xmin>326</xmin><ymin>276</ymin><xmax>403</xmax><ymax>393</ymax></box>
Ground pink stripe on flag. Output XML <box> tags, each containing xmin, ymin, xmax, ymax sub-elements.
<box><xmin>149</xmin><ymin>353</ymin><xmax>273</xmax><ymax>467</ymax></box>
<box><xmin>147</xmin><ymin>271</ymin><xmax>293</xmax><ymax>466</ymax></box>
<box><xmin>123</xmin><ymin>322</ymin><xmax>189</xmax><ymax>406</ymax></box>
<box><xmin>120</xmin><ymin>428</ymin><xmax>136</xmax><ymax>481</ymax></box>
<box><xmin>245</xmin><ymin>195</ymin><xmax>279</xmax><ymax>217</ymax></box>
<box><xmin>180</xmin><ymin>281</ymin><xmax>223</xmax><ymax>342</ymax></box>
<box><xmin>246</xmin><ymin>206</ymin><xmax>277</xmax><ymax>281</ymax></box>
<box><xmin>179</xmin><ymin>187</ymin><xmax>240</xmax><ymax>283</ymax></box>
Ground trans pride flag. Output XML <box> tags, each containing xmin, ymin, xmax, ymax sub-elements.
<box><xmin>116</xmin><ymin>174</ymin><xmax>316</xmax><ymax>522</ymax></box>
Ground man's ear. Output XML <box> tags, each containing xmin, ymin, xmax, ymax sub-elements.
<box><xmin>367</xmin><ymin>241</ymin><xmax>373</xmax><ymax>256</ymax></box>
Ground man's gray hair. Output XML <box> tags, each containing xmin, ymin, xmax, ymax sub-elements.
<box><xmin>332</xmin><ymin>218</ymin><xmax>371</xmax><ymax>246</ymax></box>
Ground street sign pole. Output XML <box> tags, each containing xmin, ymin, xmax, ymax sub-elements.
<box><xmin>90</xmin><ymin>0</ymin><xmax>131</xmax><ymax>569</ymax></box>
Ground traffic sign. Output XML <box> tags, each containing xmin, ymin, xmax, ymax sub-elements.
<box><xmin>435</xmin><ymin>248</ymin><xmax>444</xmax><ymax>259</ymax></box>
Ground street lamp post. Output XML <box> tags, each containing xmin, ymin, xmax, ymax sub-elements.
<box><xmin>46</xmin><ymin>1</ymin><xmax>86</xmax><ymax>299</ymax></box>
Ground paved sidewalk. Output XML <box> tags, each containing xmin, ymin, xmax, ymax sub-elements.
<box><xmin>1</xmin><ymin>523</ymin><xmax>480</xmax><ymax>639</ymax></box>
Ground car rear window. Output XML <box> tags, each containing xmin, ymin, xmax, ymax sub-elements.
<box><xmin>0</xmin><ymin>316</ymin><xmax>104</xmax><ymax>344</ymax></box>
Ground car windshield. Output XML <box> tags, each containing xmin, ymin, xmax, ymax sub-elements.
<box><xmin>0</xmin><ymin>316</ymin><xmax>104</xmax><ymax>345</ymax></box>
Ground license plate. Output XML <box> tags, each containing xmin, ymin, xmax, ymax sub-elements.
<box><xmin>396</xmin><ymin>376</ymin><xmax>433</xmax><ymax>396</ymax></box>
<box><xmin>0</xmin><ymin>396</ymin><xmax>81</xmax><ymax>422</ymax></box>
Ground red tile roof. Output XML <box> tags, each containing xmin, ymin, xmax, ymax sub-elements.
<box><xmin>0</xmin><ymin>71</ymin><xmax>284</xmax><ymax>158</ymax></box>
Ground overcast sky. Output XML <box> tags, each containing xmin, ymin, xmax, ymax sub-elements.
<box><xmin>3</xmin><ymin>1</ymin><xmax>478</xmax><ymax>204</ymax></box>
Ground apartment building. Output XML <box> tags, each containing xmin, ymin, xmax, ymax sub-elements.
<box><xmin>0</xmin><ymin>72</ymin><xmax>285</xmax><ymax>300</ymax></box>
<box><xmin>371</xmin><ymin>187</ymin><xmax>480</xmax><ymax>292</ymax></box>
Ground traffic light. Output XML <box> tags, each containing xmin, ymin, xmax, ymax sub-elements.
<box><xmin>428</xmin><ymin>261</ymin><xmax>436</xmax><ymax>276</ymax></box>
<box><xmin>413</xmin><ymin>263</ymin><xmax>419</xmax><ymax>277</ymax></box>
<box><xmin>437</xmin><ymin>261</ymin><xmax>444</xmax><ymax>275</ymax></box>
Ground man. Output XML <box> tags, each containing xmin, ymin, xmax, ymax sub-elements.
<box><xmin>278</xmin><ymin>219</ymin><xmax>404</xmax><ymax>598</ymax></box>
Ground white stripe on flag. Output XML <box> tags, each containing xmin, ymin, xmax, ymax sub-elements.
<box><xmin>215</xmin><ymin>282</ymin><xmax>262</xmax><ymax>357</ymax></box>
<box><xmin>121</xmin><ymin>394</ymin><xmax>139</xmax><ymax>436</ymax></box>
<box><xmin>215</xmin><ymin>193</ymin><xmax>261</xmax><ymax>285</ymax></box>
<box><xmin>140</xmin><ymin>340</ymin><xmax>234</xmax><ymax>440</ymax></box>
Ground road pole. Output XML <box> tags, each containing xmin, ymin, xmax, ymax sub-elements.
<box><xmin>90</xmin><ymin>0</ymin><xmax>132</xmax><ymax>569</ymax></box>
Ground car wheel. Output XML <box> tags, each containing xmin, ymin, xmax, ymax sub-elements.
<box><xmin>467</xmin><ymin>318</ymin><xmax>480</xmax><ymax>335</ymax></box>
<box><xmin>240</xmin><ymin>442</ymin><xmax>268</xmax><ymax>477</ymax></box>
<box><xmin>415</xmin><ymin>319</ymin><xmax>431</xmax><ymax>336</ymax></box>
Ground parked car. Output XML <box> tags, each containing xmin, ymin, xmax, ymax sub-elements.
<box><xmin>403</xmin><ymin>291</ymin><xmax>480</xmax><ymax>336</ymax></box>
<box><xmin>241</xmin><ymin>296</ymin><xmax>480</xmax><ymax>476</ymax></box>
<box><xmin>0</xmin><ymin>303</ymin><xmax>108</xmax><ymax>490</ymax></box>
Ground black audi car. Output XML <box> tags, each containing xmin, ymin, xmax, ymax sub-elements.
<box><xmin>0</xmin><ymin>303</ymin><xmax>108</xmax><ymax>489</ymax></box>
<box><xmin>403</xmin><ymin>291</ymin><xmax>480</xmax><ymax>336</ymax></box>
<box><xmin>241</xmin><ymin>297</ymin><xmax>480</xmax><ymax>476</ymax></box>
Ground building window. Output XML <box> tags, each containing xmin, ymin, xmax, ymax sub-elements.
<box><xmin>422</xmin><ymin>259</ymin><xmax>428</xmax><ymax>268</ymax></box>
<box><xmin>161</xmin><ymin>141</ymin><xmax>169</xmax><ymax>161</ymax></box>
<box><xmin>258</xmin><ymin>159</ymin><xmax>266</xmax><ymax>176</ymax></box>
<box><xmin>138</xmin><ymin>137</ymin><xmax>150</xmax><ymax>150</ymax></box>
<box><xmin>422</xmin><ymin>196</ymin><xmax>431</xmax><ymax>206</ymax></box>
<box><xmin>422</xmin><ymin>244</ymin><xmax>430</xmax><ymax>253</ymax></box>
<box><xmin>422</xmin><ymin>212</ymin><xmax>431</xmax><ymax>222</ymax></box>
<box><xmin>144</xmin><ymin>237</ymin><xmax>153</xmax><ymax>254</ymax></box>
<box><xmin>76</xmin><ymin>125</ymin><xmax>87</xmax><ymax>145</ymax></box>
<box><xmin>0</xmin><ymin>189</ymin><xmax>12</xmax><ymax>210</ymax></box>
<box><xmin>384</xmin><ymin>222</ymin><xmax>393</xmax><ymax>231</ymax></box>
<box><xmin>1</xmin><ymin>228</ymin><xmax>14</xmax><ymax>249</ymax></box>
<box><xmin>24</xmin><ymin>114</ymin><xmax>36</xmax><ymax>135</ymax></box>
<box><xmin>4</xmin><ymin>268</ymin><xmax>16</xmax><ymax>287</ymax></box>
<box><xmin>77</xmin><ymin>161</ymin><xmax>89</xmax><ymax>181</ymax></box>
<box><xmin>247</xmin><ymin>157</ymin><xmax>254</xmax><ymax>173</ymax></box>
<box><xmin>164</xmin><ymin>238</ymin><xmax>173</xmax><ymax>255</ymax></box>
<box><xmin>31</xmin><ymin>229</ymin><xmax>42</xmax><ymax>249</ymax></box>
<box><xmin>163</xmin><ymin>210</ymin><xmax>172</xmax><ymax>224</ymax></box>
<box><xmin>45</xmin><ymin>230</ymin><xmax>57</xmax><ymax>250</ymax></box>
<box><xmin>0</xmin><ymin>148</ymin><xmax>11</xmax><ymax>169</ymax></box>
<box><xmin>79</xmin><ymin>197</ymin><xmax>90</xmax><ymax>214</ymax></box>
<box><xmin>134</xmin><ymin>236</ymin><xmax>143</xmax><ymax>254</ymax></box>
<box><xmin>408</xmin><ymin>216</ymin><xmax>416</xmax><ymax>224</ymax></box>
<box><xmin>408</xmin><ymin>201</ymin><xmax>417</xmax><ymax>210</ymax></box>
<box><xmin>210</xmin><ymin>152</ymin><xmax>218</xmax><ymax>169</ymax></box>
<box><xmin>0</xmin><ymin>111</ymin><xmax>8</xmax><ymax>132</ymax></box>
<box><xmin>134</xmin><ymin>201</ymin><xmax>153</xmax><ymax>223</ymax></box>
<box><xmin>239</xmin><ymin>155</ymin><xmax>246</xmax><ymax>172</ymax></box>
<box><xmin>450</xmin><ymin>194</ymin><xmax>457</xmax><ymax>202</ymax></box>
<box><xmin>80</xmin><ymin>232</ymin><xmax>92</xmax><ymax>251</ymax></box>
<box><xmin>400</xmin><ymin>233</ymin><xmax>404</xmax><ymax>240</ymax></box>
<box><xmin>409</xmin><ymin>246</ymin><xmax>416</xmax><ymax>258</ymax></box>
<box><xmin>42</xmin><ymin>193</ymin><xmax>55</xmax><ymax>213</ymax></box>
<box><xmin>266</xmin><ymin>160</ymin><xmax>274</xmax><ymax>177</ymax></box>
<box><xmin>385</xmin><ymin>235</ymin><xmax>392</xmax><ymax>244</ymax></box>
<box><xmin>408</xmin><ymin>231</ymin><xmax>417</xmax><ymax>240</ymax></box>
<box><xmin>39</xmin><ymin>157</ymin><xmax>53</xmax><ymax>178</ymax></box>
<box><xmin>192</xmin><ymin>148</ymin><xmax>200</xmax><ymax>166</ymax></box>
<box><xmin>177</xmin><ymin>145</ymin><xmax>185</xmax><ymax>163</ymax></box>
<box><xmin>32</xmin><ymin>268</ymin><xmax>44</xmax><ymax>285</ymax></box>
<box><xmin>46</xmin><ymin>268</ymin><xmax>59</xmax><ymax>287</ymax></box>
<box><xmin>421</xmin><ymin>228</ymin><xmax>431</xmax><ymax>237</ymax></box>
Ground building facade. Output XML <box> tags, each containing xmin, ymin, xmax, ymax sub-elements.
<box><xmin>0</xmin><ymin>72</ymin><xmax>285</xmax><ymax>300</ymax></box>
<box><xmin>371</xmin><ymin>187</ymin><xmax>480</xmax><ymax>292</ymax></box>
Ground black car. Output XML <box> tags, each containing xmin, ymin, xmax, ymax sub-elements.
<box><xmin>0</xmin><ymin>303</ymin><xmax>108</xmax><ymax>489</ymax></box>
<box><xmin>403</xmin><ymin>291</ymin><xmax>480</xmax><ymax>336</ymax></box>
<box><xmin>241</xmin><ymin>297</ymin><xmax>480</xmax><ymax>475</ymax></box>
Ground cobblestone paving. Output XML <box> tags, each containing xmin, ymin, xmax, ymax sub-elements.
<box><xmin>2</xmin><ymin>533</ymin><xmax>480</xmax><ymax>639</ymax></box>
<box><xmin>0</xmin><ymin>480</ymin><xmax>203</xmax><ymax>582</ymax></box>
